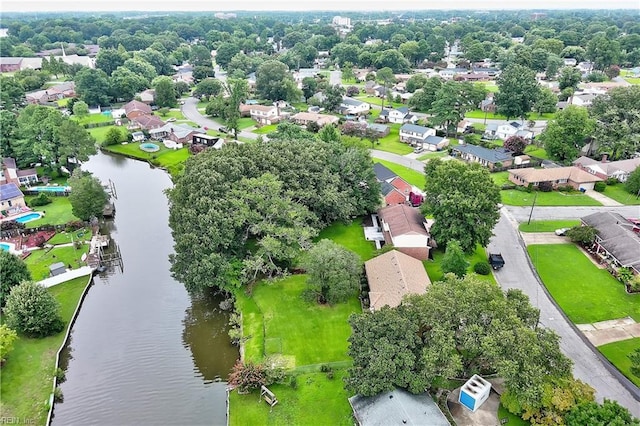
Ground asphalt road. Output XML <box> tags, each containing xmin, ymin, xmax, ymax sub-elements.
<box><xmin>181</xmin><ymin>97</ymin><xmax>258</xmax><ymax>141</ymax></box>
<box><xmin>489</xmin><ymin>210</ymin><xmax>640</xmax><ymax>416</ymax></box>
<box><xmin>507</xmin><ymin>205</ymin><xmax>640</xmax><ymax>222</ymax></box>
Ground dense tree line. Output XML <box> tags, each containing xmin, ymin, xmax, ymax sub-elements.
<box><xmin>167</xmin><ymin>139</ymin><xmax>380</xmax><ymax>293</ymax></box>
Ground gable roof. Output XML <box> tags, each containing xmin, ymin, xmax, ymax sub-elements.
<box><xmin>349</xmin><ymin>388</ymin><xmax>448</xmax><ymax>426</ymax></box>
<box><xmin>453</xmin><ymin>143</ymin><xmax>513</xmax><ymax>163</ymax></box>
<box><xmin>249</xmin><ymin>104</ymin><xmax>277</xmax><ymax>112</ymax></box>
<box><xmin>380</xmin><ymin>181</ymin><xmax>398</xmax><ymax>196</ymax></box>
<box><xmin>124</xmin><ymin>100</ymin><xmax>152</xmax><ymax>115</ymax></box>
<box><xmin>150</xmin><ymin>123</ymin><xmax>201</xmax><ymax>139</ymax></box>
<box><xmin>0</xmin><ymin>183</ymin><xmax>24</xmax><ymax>201</ymax></box>
<box><xmin>582</xmin><ymin>212</ymin><xmax>640</xmax><ymax>272</ymax></box>
<box><xmin>365</xmin><ymin>250</ymin><xmax>430</xmax><ymax>311</ymax></box>
<box><xmin>379</xmin><ymin>204</ymin><xmax>428</xmax><ymax>237</ymax></box>
<box><xmin>341</xmin><ymin>96</ymin><xmax>366</xmax><ymax>107</ymax></box>
<box><xmin>574</xmin><ymin>156</ymin><xmax>640</xmax><ymax>176</ymax></box>
<box><xmin>367</xmin><ymin>123</ymin><xmax>389</xmax><ymax>133</ymax></box>
<box><xmin>424</xmin><ymin>135</ymin><xmax>445</xmax><ymax>145</ymax></box>
<box><xmin>132</xmin><ymin>114</ymin><xmax>165</xmax><ymax>129</ymax></box>
<box><xmin>394</xmin><ymin>106</ymin><xmax>409</xmax><ymax>114</ymax></box>
<box><xmin>400</xmin><ymin>123</ymin><xmax>432</xmax><ymax>134</ymax></box>
<box><xmin>2</xmin><ymin>158</ymin><xmax>17</xmax><ymax>170</ymax></box>
<box><xmin>373</xmin><ymin>163</ymin><xmax>397</xmax><ymax>182</ymax></box>
<box><xmin>509</xmin><ymin>166</ymin><xmax>603</xmax><ymax>184</ymax></box>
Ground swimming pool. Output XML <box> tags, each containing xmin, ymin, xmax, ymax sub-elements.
<box><xmin>16</xmin><ymin>212</ymin><xmax>43</xmax><ymax>223</ymax></box>
<box><xmin>27</xmin><ymin>186</ymin><xmax>71</xmax><ymax>193</ymax></box>
<box><xmin>0</xmin><ymin>243</ymin><xmax>10</xmax><ymax>251</ymax></box>
<box><xmin>140</xmin><ymin>143</ymin><xmax>160</xmax><ymax>152</ymax></box>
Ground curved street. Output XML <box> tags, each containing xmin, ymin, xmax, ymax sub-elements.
<box><xmin>181</xmin><ymin>97</ymin><xmax>258</xmax><ymax>141</ymax></box>
<box><xmin>183</xmin><ymin>103</ymin><xmax>640</xmax><ymax>416</ymax></box>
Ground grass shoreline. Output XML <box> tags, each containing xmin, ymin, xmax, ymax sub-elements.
<box><xmin>0</xmin><ymin>275</ymin><xmax>93</xmax><ymax>425</ymax></box>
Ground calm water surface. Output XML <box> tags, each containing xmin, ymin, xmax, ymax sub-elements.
<box><xmin>52</xmin><ymin>152</ymin><xmax>238</xmax><ymax>426</ymax></box>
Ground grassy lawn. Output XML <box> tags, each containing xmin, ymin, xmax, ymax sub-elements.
<box><xmin>602</xmin><ymin>183</ymin><xmax>640</xmax><ymax>205</ymax></box>
<box><xmin>0</xmin><ymin>275</ymin><xmax>91</xmax><ymax>425</ymax></box>
<box><xmin>235</xmin><ymin>275</ymin><xmax>359</xmax><ymax>367</ymax></box>
<box><xmin>482</xmin><ymin>82</ymin><xmax>499</xmax><ymax>93</ymax></box>
<box><xmin>87</xmin><ymin>125</ymin><xmax>119</xmax><ymax>145</ymax></box>
<box><xmin>56</xmin><ymin>98</ymin><xmax>70</xmax><ymax>107</ymax></box>
<box><xmin>355</xmin><ymin>95</ymin><xmax>404</xmax><ymax>109</ymax></box>
<box><xmin>498</xmin><ymin>403</ymin><xmax>530</xmax><ymax>425</ymax></box>
<box><xmin>500</xmin><ymin>189</ymin><xmax>602</xmax><ymax>206</ymax></box>
<box><xmin>316</xmin><ymin>218</ymin><xmax>376</xmax><ymax>261</ymax></box>
<box><xmin>252</xmin><ymin>124</ymin><xmax>278</xmax><ymax>135</ymax></box>
<box><xmin>464</xmin><ymin>109</ymin><xmax>555</xmax><ymax>120</ymax></box>
<box><xmin>523</xmin><ymin>144</ymin><xmax>549</xmax><ymax>159</ymax></box>
<box><xmin>416</xmin><ymin>151</ymin><xmax>449</xmax><ymax>161</ymax></box>
<box><xmin>102</xmin><ymin>142</ymin><xmax>190</xmax><ymax>177</ymax></box>
<box><xmin>155</xmin><ymin>109</ymin><xmax>186</xmax><ymax>120</ymax></box>
<box><xmin>598</xmin><ymin>338</ymin><xmax>640</xmax><ymax>387</ymax></box>
<box><xmin>373</xmin><ymin>159</ymin><xmax>425</xmax><ymax>188</ymax></box>
<box><xmin>237</xmin><ymin>117</ymin><xmax>256</xmax><ymax>130</ymax></box>
<box><xmin>25</xmin><ymin>196</ymin><xmax>79</xmax><ymax>228</ymax></box>
<box><xmin>229</xmin><ymin>370</ymin><xmax>353</xmax><ymax>426</ymax></box>
<box><xmin>491</xmin><ymin>171</ymin><xmax>510</xmax><ymax>186</ymax></box>
<box><xmin>528</xmin><ymin>244</ymin><xmax>640</xmax><ymax>324</ymax></box>
<box><xmin>518</xmin><ymin>220</ymin><xmax>580</xmax><ymax>233</ymax></box>
<box><xmin>424</xmin><ymin>244</ymin><xmax>497</xmax><ymax>285</ymax></box>
<box><xmin>372</xmin><ymin>124</ymin><xmax>414</xmax><ymax>155</ymax></box>
<box><xmin>47</xmin><ymin>228</ymin><xmax>93</xmax><ymax>245</ymax></box>
<box><xmin>72</xmin><ymin>113</ymin><xmax>114</xmax><ymax>126</ymax></box>
<box><xmin>197</xmin><ymin>100</ymin><xmax>209</xmax><ymax>110</ymax></box>
<box><xmin>25</xmin><ymin>245</ymin><xmax>90</xmax><ymax>281</ymax></box>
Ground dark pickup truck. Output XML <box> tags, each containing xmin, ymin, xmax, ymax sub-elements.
<box><xmin>488</xmin><ymin>253</ymin><xmax>505</xmax><ymax>270</ymax></box>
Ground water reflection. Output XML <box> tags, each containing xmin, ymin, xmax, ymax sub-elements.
<box><xmin>182</xmin><ymin>289</ymin><xmax>238</xmax><ymax>383</ymax></box>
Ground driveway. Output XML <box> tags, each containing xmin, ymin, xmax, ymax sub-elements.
<box><xmin>489</xmin><ymin>211</ymin><xmax>640</xmax><ymax>415</ymax></box>
<box><xmin>181</xmin><ymin>97</ymin><xmax>258</xmax><ymax>141</ymax></box>
<box><xmin>370</xmin><ymin>150</ymin><xmax>425</xmax><ymax>173</ymax></box>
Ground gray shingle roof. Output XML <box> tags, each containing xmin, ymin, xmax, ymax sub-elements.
<box><xmin>373</xmin><ymin>163</ymin><xmax>397</xmax><ymax>182</ymax></box>
<box><xmin>0</xmin><ymin>183</ymin><xmax>24</xmax><ymax>201</ymax></box>
<box><xmin>424</xmin><ymin>135</ymin><xmax>445</xmax><ymax>145</ymax></box>
<box><xmin>400</xmin><ymin>123</ymin><xmax>432</xmax><ymax>135</ymax></box>
<box><xmin>341</xmin><ymin>97</ymin><xmax>365</xmax><ymax>106</ymax></box>
<box><xmin>582</xmin><ymin>212</ymin><xmax>640</xmax><ymax>272</ymax></box>
<box><xmin>453</xmin><ymin>144</ymin><xmax>512</xmax><ymax>163</ymax></box>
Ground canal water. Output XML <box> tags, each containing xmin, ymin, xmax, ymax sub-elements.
<box><xmin>52</xmin><ymin>152</ymin><xmax>238</xmax><ymax>426</ymax></box>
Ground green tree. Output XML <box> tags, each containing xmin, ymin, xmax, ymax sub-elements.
<box><xmin>590</xmin><ymin>86</ymin><xmax>640</xmax><ymax>160</ymax></box>
<box><xmin>408</xmin><ymin>77</ymin><xmax>442</xmax><ymax>111</ymax></box>
<box><xmin>0</xmin><ymin>324</ymin><xmax>18</xmax><ymax>364</ymax></box>
<box><xmin>565</xmin><ymin>399</ymin><xmax>639</xmax><ymax>426</ymax></box>
<box><xmin>135</xmin><ymin>48</ymin><xmax>173</xmax><ymax>76</ymax></box>
<box><xmin>322</xmin><ymin>84</ymin><xmax>345</xmax><ymax>112</ymax></box>
<box><xmin>72</xmin><ymin>100</ymin><xmax>89</xmax><ymax>119</ymax></box>
<box><xmin>75</xmin><ymin>68</ymin><xmax>111</xmax><ymax>106</ymax></box>
<box><xmin>256</xmin><ymin>60</ymin><xmax>300</xmax><ymax>102</ymax></box>
<box><xmin>504</xmin><ymin>135</ymin><xmax>528</xmax><ymax>155</ymax></box>
<box><xmin>566</xmin><ymin>225</ymin><xmax>597</xmax><ymax>245</ymax></box>
<box><xmin>558</xmin><ymin>66</ymin><xmax>583</xmax><ymax>91</ymax></box>
<box><xmin>422</xmin><ymin>160</ymin><xmax>500</xmax><ymax>253</ymax></box>
<box><xmin>122</xmin><ymin>58</ymin><xmax>157</xmax><ymax>85</ymax></box>
<box><xmin>301</xmin><ymin>76</ymin><xmax>318</xmax><ymax>100</ymax></box>
<box><xmin>56</xmin><ymin>120</ymin><xmax>97</xmax><ymax>167</ymax></box>
<box><xmin>153</xmin><ymin>76</ymin><xmax>177</xmax><ymax>108</ymax></box>
<box><xmin>193</xmin><ymin>78</ymin><xmax>222</xmax><ymax>99</ymax></box>
<box><xmin>0</xmin><ymin>76</ymin><xmax>25</xmax><ymax>110</ymax></box>
<box><xmin>540</xmin><ymin>106</ymin><xmax>595</xmax><ymax>162</ymax></box>
<box><xmin>405</xmin><ymin>74</ymin><xmax>427</xmax><ymax>93</ymax></box>
<box><xmin>317</xmin><ymin>124</ymin><xmax>341</xmax><ymax>143</ymax></box>
<box><xmin>95</xmin><ymin>47</ymin><xmax>129</xmax><ymax>76</ymax></box>
<box><xmin>0</xmin><ymin>250</ymin><xmax>31</xmax><ymax>307</ymax></box>
<box><xmin>16</xmin><ymin>105</ymin><xmax>64</xmax><ymax>169</ymax></box>
<box><xmin>586</xmin><ymin>33</ymin><xmax>621</xmax><ymax>70</ymax></box>
<box><xmin>302</xmin><ymin>239</ymin><xmax>362</xmax><ymax>305</ymax></box>
<box><xmin>429</xmin><ymin>81</ymin><xmax>478</xmax><ymax>136</ymax></box>
<box><xmin>626</xmin><ymin>167</ymin><xmax>640</xmax><ymax>197</ymax></box>
<box><xmin>4</xmin><ymin>281</ymin><xmax>64</xmax><ymax>338</ymax></box>
<box><xmin>533</xmin><ymin>87</ymin><xmax>558</xmax><ymax>115</ymax></box>
<box><xmin>495</xmin><ymin>64</ymin><xmax>541</xmax><ymax>120</ymax></box>
<box><xmin>103</xmin><ymin>127</ymin><xmax>124</xmax><ymax>147</ymax></box>
<box><xmin>223</xmin><ymin>78</ymin><xmax>249</xmax><ymax>140</ymax></box>
<box><xmin>441</xmin><ymin>240</ymin><xmax>468</xmax><ymax>277</ymax></box>
<box><xmin>110</xmin><ymin>66</ymin><xmax>149</xmax><ymax>101</ymax></box>
<box><xmin>68</xmin><ymin>169</ymin><xmax>109</xmax><ymax>221</ymax></box>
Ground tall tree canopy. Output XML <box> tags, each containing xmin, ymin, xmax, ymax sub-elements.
<box><xmin>255</xmin><ymin>60</ymin><xmax>300</xmax><ymax>102</ymax></box>
<box><xmin>0</xmin><ymin>251</ymin><xmax>31</xmax><ymax>307</ymax></box>
<box><xmin>168</xmin><ymin>140</ymin><xmax>380</xmax><ymax>293</ymax></box>
<box><xmin>422</xmin><ymin>159</ymin><xmax>500</xmax><ymax>253</ymax></box>
<box><xmin>540</xmin><ymin>106</ymin><xmax>595</xmax><ymax>163</ymax></box>
<box><xmin>589</xmin><ymin>86</ymin><xmax>640</xmax><ymax>160</ymax></box>
<box><xmin>68</xmin><ymin>169</ymin><xmax>109</xmax><ymax>221</ymax></box>
<box><xmin>495</xmin><ymin>64</ymin><xmax>541</xmax><ymax>120</ymax></box>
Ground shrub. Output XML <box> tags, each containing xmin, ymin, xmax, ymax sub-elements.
<box><xmin>320</xmin><ymin>364</ymin><xmax>331</xmax><ymax>373</ymax></box>
<box><xmin>566</xmin><ymin>225</ymin><xmax>597</xmax><ymax>245</ymax></box>
<box><xmin>557</xmin><ymin>185</ymin><xmax>574</xmax><ymax>192</ymax></box>
<box><xmin>29</xmin><ymin>193</ymin><xmax>52</xmax><ymax>207</ymax></box>
<box><xmin>0</xmin><ymin>324</ymin><xmax>18</xmax><ymax>363</ymax></box>
<box><xmin>228</xmin><ymin>361</ymin><xmax>266</xmax><ymax>393</ymax></box>
<box><xmin>501</xmin><ymin>183</ymin><xmax>516</xmax><ymax>190</ymax></box>
<box><xmin>473</xmin><ymin>261</ymin><xmax>491</xmax><ymax>275</ymax></box>
<box><xmin>4</xmin><ymin>281</ymin><xmax>65</xmax><ymax>338</ymax></box>
<box><xmin>538</xmin><ymin>181</ymin><xmax>553</xmax><ymax>192</ymax></box>
<box><xmin>605</xmin><ymin>177</ymin><xmax>619</xmax><ymax>186</ymax></box>
<box><xmin>0</xmin><ymin>249</ymin><xmax>31</xmax><ymax>307</ymax></box>
<box><xmin>53</xmin><ymin>387</ymin><xmax>64</xmax><ymax>402</ymax></box>
<box><xmin>593</xmin><ymin>181</ymin><xmax>606</xmax><ymax>192</ymax></box>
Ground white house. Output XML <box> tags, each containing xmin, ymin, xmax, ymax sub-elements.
<box><xmin>379</xmin><ymin>106</ymin><xmax>417</xmax><ymax>124</ymax></box>
<box><xmin>495</xmin><ymin>122</ymin><xmax>534</xmax><ymax>140</ymax></box>
<box><xmin>249</xmin><ymin>105</ymin><xmax>282</xmax><ymax>125</ymax></box>
<box><xmin>421</xmin><ymin>135</ymin><xmax>449</xmax><ymax>152</ymax></box>
<box><xmin>570</xmin><ymin>94</ymin><xmax>597</xmax><ymax>107</ymax></box>
<box><xmin>399</xmin><ymin>124</ymin><xmax>436</xmax><ymax>145</ymax></box>
<box><xmin>340</xmin><ymin>97</ymin><xmax>370</xmax><ymax>115</ymax></box>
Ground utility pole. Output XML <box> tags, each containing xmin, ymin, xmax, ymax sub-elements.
<box><xmin>527</xmin><ymin>190</ymin><xmax>538</xmax><ymax>225</ymax></box>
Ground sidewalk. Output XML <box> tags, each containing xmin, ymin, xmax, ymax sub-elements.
<box><xmin>578</xmin><ymin>317</ymin><xmax>640</xmax><ymax>346</ymax></box>
<box><xmin>584</xmin><ymin>189</ymin><xmax>623</xmax><ymax>206</ymax></box>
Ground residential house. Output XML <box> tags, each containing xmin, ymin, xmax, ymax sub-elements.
<box><xmin>293</xmin><ymin>68</ymin><xmax>320</xmax><ymax>82</ymax></box>
<box><xmin>0</xmin><ymin>57</ymin><xmax>23</xmax><ymax>72</ymax></box>
<box><xmin>380</xmin><ymin>182</ymin><xmax>407</xmax><ymax>205</ymax></box>
<box><xmin>48</xmin><ymin>81</ymin><xmax>75</xmax><ymax>98</ymax></box>
<box><xmin>339</xmin><ymin>97</ymin><xmax>370</xmax><ymax>116</ymax></box>
<box><xmin>451</xmin><ymin>144</ymin><xmax>514</xmax><ymax>170</ymax></box>
<box><xmin>136</xmin><ymin>89</ymin><xmax>156</xmax><ymax>104</ymax></box>
<box><xmin>290</xmin><ymin>112</ymin><xmax>339</xmax><ymax>127</ymax></box>
<box><xmin>190</xmin><ymin>133</ymin><xmax>225</xmax><ymax>153</ymax></box>
<box><xmin>0</xmin><ymin>183</ymin><xmax>26</xmax><ymax>214</ymax></box>
<box><xmin>378</xmin><ymin>204</ymin><xmax>431</xmax><ymax>260</ymax></box>
<box><xmin>239</xmin><ymin>104</ymin><xmax>253</xmax><ymax>117</ymax></box>
<box><xmin>563</xmin><ymin>58</ymin><xmax>577</xmax><ymax>67</ymax></box>
<box><xmin>479</xmin><ymin>97</ymin><xmax>497</xmax><ymax>113</ymax></box>
<box><xmin>577</xmin><ymin>61</ymin><xmax>594</xmax><ymax>73</ymax></box>
<box><xmin>581</xmin><ymin>212</ymin><xmax>640</xmax><ymax>274</ymax></box>
<box><xmin>379</xmin><ymin>106</ymin><xmax>416</xmax><ymax>124</ymax></box>
<box><xmin>25</xmin><ymin>90</ymin><xmax>60</xmax><ymax>104</ymax></box>
<box><xmin>150</xmin><ymin>123</ymin><xmax>201</xmax><ymax>144</ymax></box>
<box><xmin>399</xmin><ymin>124</ymin><xmax>436</xmax><ymax>146</ymax></box>
<box><xmin>508</xmin><ymin>166</ymin><xmax>603</xmax><ymax>191</ymax></box>
<box><xmin>373</xmin><ymin>163</ymin><xmax>398</xmax><ymax>183</ymax></box>
<box><xmin>420</xmin><ymin>135</ymin><xmax>449</xmax><ymax>152</ymax></box>
<box><xmin>495</xmin><ymin>122</ymin><xmax>533</xmax><ymax>140</ymax></box>
<box><xmin>471</xmin><ymin>66</ymin><xmax>500</xmax><ymax>77</ymax></box>
<box><xmin>570</xmin><ymin>93</ymin><xmax>596</xmax><ymax>107</ymax></box>
<box><xmin>455</xmin><ymin>72</ymin><xmax>492</xmax><ymax>82</ymax></box>
<box><xmin>573</xmin><ymin>156</ymin><xmax>640</xmax><ymax>183</ymax></box>
<box><xmin>130</xmin><ymin>114</ymin><xmax>164</xmax><ymax>131</ymax></box>
<box><xmin>124</xmin><ymin>100</ymin><xmax>153</xmax><ymax>119</ymax></box>
<box><xmin>1</xmin><ymin>158</ymin><xmax>38</xmax><ymax>186</ymax></box>
<box><xmin>364</xmin><ymin>250</ymin><xmax>431</xmax><ymax>311</ymax></box>
<box><xmin>131</xmin><ymin>131</ymin><xmax>146</xmax><ymax>142</ymax></box>
<box><xmin>439</xmin><ymin>67</ymin><xmax>469</xmax><ymax>80</ymax></box>
<box><xmin>457</xmin><ymin>119</ymin><xmax>471</xmax><ymax>134</ymax></box>
<box><xmin>364</xmin><ymin>80</ymin><xmax>377</xmax><ymax>95</ymax></box>
<box><xmin>349</xmin><ymin>388</ymin><xmax>449</xmax><ymax>426</ymax></box>
<box><xmin>249</xmin><ymin>104</ymin><xmax>282</xmax><ymax>125</ymax></box>
<box><xmin>366</xmin><ymin>123</ymin><xmax>390</xmax><ymax>137</ymax></box>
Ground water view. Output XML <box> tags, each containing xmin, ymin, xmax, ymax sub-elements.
<box><xmin>52</xmin><ymin>152</ymin><xmax>237</xmax><ymax>426</ymax></box>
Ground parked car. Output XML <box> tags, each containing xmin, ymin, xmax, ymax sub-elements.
<box><xmin>488</xmin><ymin>253</ymin><xmax>505</xmax><ymax>270</ymax></box>
<box><xmin>555</xmin><ymin>228</ymin><xmax>570</xmax><ymax>236</ymax></box>
<box><xmin>414</xmin><ymin>146</ymin><xmax>425</xmax><ymax>154</ymax></box>
<box><xmin>218</xmin><ymin>126</ymin><xmax>228</xmax><ymax>133</ymax></box>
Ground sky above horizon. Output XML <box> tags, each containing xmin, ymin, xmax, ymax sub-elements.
<box><xmin>1</xmin><ymin>0</ymin><xmax>639</xmax><ymax>13</ymax></box>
